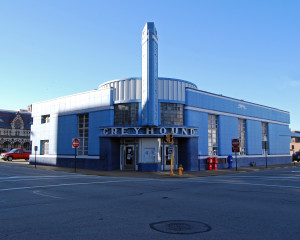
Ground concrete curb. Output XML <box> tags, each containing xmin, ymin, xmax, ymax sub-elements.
<box><xmin>1</xmin><ymin>160</ymin><xmax>300</xmax><ymax>179</ymax></box>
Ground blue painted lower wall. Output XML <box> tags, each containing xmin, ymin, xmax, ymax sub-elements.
<box><xmin>199</xmin><ymin>155</ymin><xmax>291</xmax><ymax>170</ymax></box>
<box><xmin>57</xmin><ymin>115</ymin><xmax>78</xmax><ymax>155</ymax></box>
<box><xmin>138</xmin><ymin>163</ymin><xmax>161</xmax><ymax>171</ymax></box>
<box><xmin>30</xmin><ymin>154</ymin><xmax>292</xmax><ymax>171</ymax></box>
<box><xmin>218</xmin><ymin>116</ymin><xmax>238</xmax><ymax>156</ymax></box>
<box><xmin>178</xmin><ymin>138</ymin><xmax>199</xmax><ymax>171</ymax></box>
<box><xmin>56</xmin><ymin>157</ymin><xmax>104</xmax><ymax>170</ymax></box>
<box><xmin>185</xmin><ymin>110</ymin><xmax>208</xmax><ymax>155</ymax></box>
<box><xmin>246</xmin><ymin>120</ymin><xmax>263</xmax><ymax>155</ymax></box>
<box><xmin>268</xmin><ymin>123</ymin><xmax>290</xmax><ymax>155</ymax></box>
<box><xmin>99</xmin><ymin>138</ymin><xmax>120</xmax><ymax>171</ymax></box>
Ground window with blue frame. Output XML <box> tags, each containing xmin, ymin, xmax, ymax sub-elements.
<box><xmin>41</xmin><ymin>115</ymin><xmax>50</xmax><ymax>124</ymax></box>
<box><xmin>208</xmin><ymin>114</ymin><xmax>218</xmax><ymax>155</ymax></box>
<box><xmin>238</xmin><ymin>119</ymin><xmax>246</xmax><ymax>155</ymax></box>
<box><xmin>78</xmin><ymin>114</ymin><xmax>89</xmax><ymax>156</ymax></box>
<box><xmin>41</xmin><ymin>140</ymin><xmax>49</xmax><ymax>155</ymax></box>
<box><xmin>160</xmin><ymin>103</ymin><xmax>184</xmax><ymax>126</ymax></box>
<box><xmin>114</xmin><ymin>103</ymin><xmax>139</xmax><ymax>126</ymax></box>
<box><xmin>262</xmin><ymin>122</ymin><xmax>268</xmax><ymax>154</ymax></box>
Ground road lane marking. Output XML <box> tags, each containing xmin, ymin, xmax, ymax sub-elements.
<box><xmin>0</xmin><ymin>179</ymin><xmax>152</xmax><ymax>192</ymax></box>
<box><xmin>32</xmin><ymin>190</ymin><xmax>63</xmax><ymax>199</ymax></box>
<box><xmin>182</xmin><ymin>179</ymin><xmax>300</xmax><ymax>189</ymax></box>
<box><xmin>0</xmin><ymin>175</ymin><xmax>91</xmax><ymax>180</ymax></box>
<box><xmin>0</xmin><ymin>175</ymin><xmax>101</xmax><ymax>182</ymax></box>
<box><xmin>217</xmin><ymin>176</ymin><xmax>300</xmax><ymax>180</ymax></box>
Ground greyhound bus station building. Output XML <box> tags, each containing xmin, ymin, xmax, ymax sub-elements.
<box><xmin>29</xmin><ymin>23</ymin><xmax>291</xmax><ymax>171</ymax></box>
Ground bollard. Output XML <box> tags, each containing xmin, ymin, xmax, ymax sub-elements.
<box><xmin>178</xmin><ymin>164</ymin><xmax>183</xmax><ymax>175</ymax></box>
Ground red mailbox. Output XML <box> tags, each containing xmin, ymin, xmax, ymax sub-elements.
<box><xmin>206</xmin><ymin>157</ymin><xmax>213</xmax><ymax>170</ymax></box>
<box><xmin>212</xmin><ymin>157</ymin><xmax>218</xmax><ymax>170</ymax></box>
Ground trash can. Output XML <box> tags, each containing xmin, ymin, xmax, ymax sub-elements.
<box><xmin>227</xmin><ymin>155</ymin><xmax>233</xmax><ymax>169</ymax></box>
<box><xmin>212</xmin><ymin>157</ymin><xmax>218</xmax><ymax>170</ymax></box>
<box><xmin>206</xmin><ymin>157</ymin><xmax>213</xmax><ymax>170</ymax></box>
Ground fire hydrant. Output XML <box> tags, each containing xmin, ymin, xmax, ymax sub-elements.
<box><xmin>178</xmin><ymin>164</ymin><xmax>183</xmax><ymax>176</ymax></box>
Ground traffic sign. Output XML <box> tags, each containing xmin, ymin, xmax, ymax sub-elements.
<box><xmin>72</xmin><ymin>138</ymin><xmax>80</xmax><ymax>148</ymax></box>
<box><xmin>167</xmin><ymin>147</ymin><xmax>174</xmax><ymax>154</ymax></box>
<box><xmin>232</xmin><ymin>147</ymin><xmax>240</xmax><ymax>153</ymax></box>
<box><xmin>232</xmin><ymin>139</ymin><xmax>240</xmax><ymax>152</ymax></box>
<box><xmin>232</xmin><ymin>139</ymin><xmax>240</xmax><ymax>147</ymax></box>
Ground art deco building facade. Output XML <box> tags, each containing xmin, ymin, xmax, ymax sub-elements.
<box><xmin>29</xmin><ymin>23</ymin><xmax>291</xmax><ymax>171</ymax></box>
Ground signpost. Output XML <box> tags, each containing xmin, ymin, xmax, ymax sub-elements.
<box><xmin>232</xmin><ymin>139</ymin><xmax>240</xmax><ymax>171</ymax></box>
<box><xmin>72</xmin><ymin>138</ymin><xmax>80</xmax><ymax>172</ymax></box>
<box><xmin>34</xmin><ymin>146</ymin><xmax>38</xmax><ymax>168</ymax></box>
<box><xmin>165</xmin><ymin>131</ymin><xmax>174</xmax><ymax>176</ymax></box>
<box><xmin>262</xmin><ymin>141</ymin><xmax>269</xmax><ymax>168</ymax></box>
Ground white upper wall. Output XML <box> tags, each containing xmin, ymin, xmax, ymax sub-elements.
<box><xmin>30</xmin><ymin>88</ymin><xmax>112</xmax><ymax>155</ymax></box>
<box><xmin>31</xmin><ymin>88</ymin><xmax>112</xmax><ymax>117</ymax></box>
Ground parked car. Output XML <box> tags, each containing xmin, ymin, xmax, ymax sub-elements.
<box><xmin>292</xmin><ymin>151</ymin><xmax>300</xmax><ymax>162</ymax></box>
<box><xmin>0</xmin><ymin>148</ymin><xmax>31</xmax><ymax>161</ymax></box>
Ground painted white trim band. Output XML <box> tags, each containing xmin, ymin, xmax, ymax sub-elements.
<box><xmin>185</xmin><ymin>106</ymin><xmax>289</xmax><ymax>126</ymax></box>
<box><xmin>186</xmin><ymin>88</ymin><xmax>289</xmax><ymax>114</ymax></box>
<box><xmin>59</xmin><ymin>106</ymin><xmax>113</xmax><ymax>116</ymax></box>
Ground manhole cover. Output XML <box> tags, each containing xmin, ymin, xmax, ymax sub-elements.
<box><xmin>150</xmin><ymin>220</ymin><xmax>211</xmax><ymax>234</ymax></box>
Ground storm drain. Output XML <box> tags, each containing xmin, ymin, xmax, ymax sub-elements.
<box><xmin>149</xmin><ymin>220</ymin><xmax>211</xmax><ymax>234</ymax></box>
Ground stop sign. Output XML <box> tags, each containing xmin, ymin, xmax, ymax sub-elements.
<box><xmin>72</xmin><ymin>138</ymin><xmax>80</xmax><ymax>148</ymax></box>
<box><xmin>232</xmin><ymin>139</ymin><xmax>240</xmax><ymax>148</ymax></box>
<box><xmin>232</xmin><ymin>139</ymin><xmax>240</xmax><ymax>152</ymax></box>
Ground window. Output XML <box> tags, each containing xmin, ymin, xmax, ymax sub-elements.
<box><xmin>262</xmin><ymin>122</ymin><xmax>268</xmax><ymax>154</ymax></box>
<box><xmin>78</xmin><ymin>114</ymin><xmax>89</xmax><ymax>156</ymax></box>
<box><xmin>23</xmin><ymin>142</ymin><xmax>31</xmax><ymax>151</ymax></box>
<box><xmin>238</xmin><ymin>119</ymin><xmax>246</xmax><ymax>155</ymax></box>
<box><xmin>41</xmin><ymin>140</ymin><xmax>49</xmax><ymax>155</ymax></box>
<box><xmin>208</xmin><ymin>114</ymin><xmax>218</xmax><ymax>155</ymax></box>
<box><xmin>3</xmin><ymin>142</ymin><xmax>11</xmax><ymax>150</ymax></box>
<box><xmin>262</xmin><ymin>122</ymin><xmax>268</xmax><ymax>141</ymax></box>
<box><xmin>114</xmin><ymin>103</ymin><xmax>139</xmax><ymax>126</ymax></box>
<box><xmin>160</xmin><ymin>103</ymin><xmax>184</xmax><ymax>125</ymax></box>
<box><xmin>14</xmin><ymin>119</ymin><xmax>21</xmax><ymax>129</ymax></box>
<box><xmin>41</xmin><ymin>115</ymin><xmax>50</xmax><ymax>124</ymax></box>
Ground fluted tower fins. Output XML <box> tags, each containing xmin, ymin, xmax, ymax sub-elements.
<box><xmin>141</xmin><ymin>22</ymin><xmax>158</xmax><ymax>126</ymax></box>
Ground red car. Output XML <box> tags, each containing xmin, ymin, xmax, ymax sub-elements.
<box><xmin>0</xmin><ymin>148</ymin><xmax>31</xmax><ymax>161</ymax></box>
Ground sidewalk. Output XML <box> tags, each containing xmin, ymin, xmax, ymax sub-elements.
<box><xmin>2</xmin><ymin>160</ymin><xmax>300</xmax><ymax>178</ymax></box>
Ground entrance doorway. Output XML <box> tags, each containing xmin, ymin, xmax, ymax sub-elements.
<box><xmin>125</xmin><ymin>145</ymin><xmax>135</xmax><ymax>169</ymax></box>
<box><xmin>120</xmin><ymin>138</ymin><xmax>139</xmax><ymax>170</ymax></box>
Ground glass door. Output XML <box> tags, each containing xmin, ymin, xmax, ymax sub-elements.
<box><xmin>124</xmin><ymin>145</ymin><xmax>135</xmax><ymax>170</ymax></box>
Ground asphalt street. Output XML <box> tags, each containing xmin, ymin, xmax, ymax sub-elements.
<box><xmin>0</xmin><ymin>162</ymin><xmax>300</xmax><ymax>240</ymax></box>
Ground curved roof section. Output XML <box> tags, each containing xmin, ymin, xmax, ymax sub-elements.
<box><xmin>98</xmin><ymin>77</ymin><xmax>197</xmax><ymax>103</ymax></box>
<box><xmin>98</xmin><ymin>77</ymin><xmax>197</xmax><ymax>90</ymax></box>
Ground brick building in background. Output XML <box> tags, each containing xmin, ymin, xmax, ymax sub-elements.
<box><xmin>290</xmin><ymin>131</ymin><xmax>300</xmax><ymax>154</ymax></box>
<box><xmin>0</xmin><ymin>109</ymin><xmax>31</xmax><ymax>152</ymax></box>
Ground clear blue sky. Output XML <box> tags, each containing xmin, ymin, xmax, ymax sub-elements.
<box><xmin>0</xmin><ymin>0</ymin><xmax>299</xmax><ymax>129</ymax></box>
